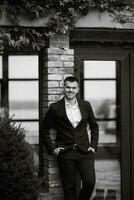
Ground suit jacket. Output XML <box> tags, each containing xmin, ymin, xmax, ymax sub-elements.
<box><xmin>41</xmin><ymin>97</ymin><xmax>99</xmax><ymax>154</ymax></box>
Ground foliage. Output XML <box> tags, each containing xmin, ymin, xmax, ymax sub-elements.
<box><xmin>0</xmin><ymin>116</ymin><xmax>40</xmax><ymax>200</ymax></box>
<box><xmin>0</xmin><ymin>0</ymin><xmax>134</xmax><ymax>50</ymax></box>
<box><xmin>0</xmin><ymin>27</ymin><xmax>47</xmax><ymax>51</ymax></box>
<box><xmin>2</xmin><ymin>0</ymin><xmax>134</xmax><ymax>32</ymax></box>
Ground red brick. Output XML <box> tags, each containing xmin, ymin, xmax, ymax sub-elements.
<box><xmin>43</xmin><ymin>88</ymin><xmax>62</xmax><ymax>95</ymax></box>
<box><xmin>47</xmin><ymin>48</ymin><xmax>63</xmax><ymax>54</ymax></box>
<box><xmin>50</xmin><ymin>35</ymin><xmax>69</xmax><ymax>49</ymax></box>
<box><xmin>49</xmin><ymin>187</ymin><xmax>64</xmax><ymax>194</ymax></box>
<box><xmin>48</xmin><ymin>167</ymin><xmax>59</xmax><ymax>174</ymax></box>
<box><xmin>49</xmin><ymin>160</ymin><xmax>58</xmax><ymax>167</ymax></box>
<box><xmin>49</xmin><ymin>173</ymin><xmax>60</xmax><ymax>181</ymax></box>
<box><xmin>47</xmin><ymin>48</ymin><xmax>74</xmax><ymax>55</ymax></box>
<box><xmin>60</xmin><ymin>55</ymin><xmax>74</xmax><ymax>61</ymax></box>
<box><xmin>59</xmin><ymin>67</ymin><xmax>74</xmax><ymax>74</ymax></box>
<box><xmin>47</xmin><ymin>54</ymin><xmax>60</xmax><ymax>61</ymax></box>
<box><xmin>43</xmin><ymin>94</ymin><xmax>60</xmax><ymax>101</ymax></box>
<box><xmin>47</xmin><ymin>81</ymin><xmax>59</xmax><ymax>88</ymax></box>
<box><xmin>47</xmin><ymin>74</ymin><xmax>62</xmax><ymax>81</ymax></box>
<box><xmin>46</xmin><ymin>61</ymin><xmax>63</xmax><ymax>68</ymax></box>
<box><xmin>44</xmin><ymin>67</ymin><xmax>59</xmax><ymax>74</ymax></box>
<box><xmin>49</xmin><ymin>181</ymin><xmax>62</xmax><ymax>188</ymax></box>
<box><xmin>63</xmin><ymin>61</ymin><xmax>74</xmax><ymax>67</ymax></box>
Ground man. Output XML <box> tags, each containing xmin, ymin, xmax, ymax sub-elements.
<box><xmin>41</xmin><ymin>76</ymin><xmax>99</xmax><ymax>200</ymax></box>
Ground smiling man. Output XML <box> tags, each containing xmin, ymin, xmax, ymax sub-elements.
<box><xmin>41</xmin><ymin>76</ymin><xmax>99</xmax><ymax>200</ymax></box>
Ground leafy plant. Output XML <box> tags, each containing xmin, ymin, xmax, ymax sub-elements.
<box><xmin>1</xmin><ymin>0</ymin><xmax>134</xmax><ymax>33</ymax></box>
<box><xmin>0</xmin><ymin>27</ymin><xmax>47</xmax><ymax>51</ymax></box>
<box><xmin>0</xmin><ymin>0</ymin><xmax>134</xmax><ymax>50</ymax></box>
<box><xmin>0</xmin><ymin>116</ymin><xmax>39</xmax><ymax>200</ymax></box>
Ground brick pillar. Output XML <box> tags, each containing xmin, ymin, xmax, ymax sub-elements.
<box><xmin>39</xmin><ymin>34</ymin><xmax>74</xmax><ymax>200</ymax></box>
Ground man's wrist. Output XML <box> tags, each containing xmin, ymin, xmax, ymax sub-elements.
<box><xmin>88</xmin><ymin>147</ymin><xmax>95</xmax><ymax>153</ymax></box>
<box><xmin>91</xmin><ymin>147</ymin><xmax>95</xmax><ymax>153</ymax></box>
<box><xmin>52</xmin><ymin>147</ymin><xmax>65</xmax><ymax>156</ymax></box>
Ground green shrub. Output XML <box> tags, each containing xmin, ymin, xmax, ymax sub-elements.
<box><xmin>0</xmin><ymin>116</ymin><xmax>39</xmax><ymax>200</ymax></box>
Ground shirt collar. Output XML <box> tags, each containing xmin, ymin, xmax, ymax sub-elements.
<box><xmin>65</xmin><ymin>97</ymin><xmax>78</xmax><ymax>107</ymax></box>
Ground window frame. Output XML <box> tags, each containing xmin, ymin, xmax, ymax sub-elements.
<box><xmin>1</xmin><ymin>51</ymin><xmax>41</xmax><ymax>145</ymax></box>
<box><xmin>73</xmin><ymin>46</ymin><xmax>131</xmax><ymax>200</ymax></box>
<box><xmin>82</xmin><ymin>60</ymin><xmax>118</xmax><ymax>147</ymax></box>
<box><xmin>0</xmin><ymin>55</ymin><xmax>3</xmax><ymax>111</ymax></box>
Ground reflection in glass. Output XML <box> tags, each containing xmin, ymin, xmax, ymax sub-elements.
<box><xmin>9</xmin><ymin>81</ymin><xmax>38</xmax><ymax>119</ymax></box>
<box><xmin>0</xmin><ymin>56</ymin><xmax>2</xmax><ymax>78</ymax></box>
<box><xmin>0</xmin><ymin>83</ymin><xmax>1</xmax><ymax>109</ymax></box>
<box><xmin>95</xmin><ymin>160</ymin><xmax>120</xmax><ymax>199</ymax></box>
<box><xmin>98</xmin><ymin>121</ymin><xmax>116</xmax><ymax>144</ymax></box>
<box><xmin>84</xmin><ymin>61</ymin><xmax>116</xmax><ymax>78</ymax></box>
<box><xmin>84</xmin><ymin>80</ymin><xmax>116</xmax><ymax>119</ymax></box>
<box><xmin>8</xmin><ymin>55</ymin><xmax>38</xmax><ymax>78</ymax></box>
<box><xmin>16</xmin><ymin>121</ymin><xmax>39</xmax><ymax>144</ymax></box>
<box><xmin>84</xmin><ymin>60</ymin><xmax>120</xmax><ymax>199</ymax></box>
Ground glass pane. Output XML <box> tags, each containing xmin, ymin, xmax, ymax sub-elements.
<box><xmin>94</xmin><ymin>159</ymin><xmax>121</xmax><ymax>199</ymax></box>
<box><xmin>16</xmin><ymin>121</ymin><xmax>39</xmax><ymax>144</ymax></box>
<box><xmin>0</xmin><ymin>83</ymin><xmax>1</xmax><ymax>111</ymax></box>
<box><xmin>83</xmin><ymin>60</ymin><xmax>120</xmax><ymax>199</ymax></box>
<box><xmin>8</xmin><ymin>55</ymin><xmax>38</xmax><ymax>78</ymax></box>
<box><xmin>98</xmin><ymin>121</ymin><xmax>116</xmax><ymax>144</ymax></box>
<box><xmin>9</xmin><ymin>81</ymin><xmax>38</xmax><ymax>119</ymax></box>
<box><xmin>84</xmin><ymin>61</ymin><xmax>116</xmax><ymax>78</ymax></box>
<box><xmin>0</xmin><ymin>56</ymin><xmax>2</xmax><ymax>78</ymax></box>
<box><xmin>84</xmin><ymin>80</ymin><xmax>116</xmax><ymax>119</ymax></box>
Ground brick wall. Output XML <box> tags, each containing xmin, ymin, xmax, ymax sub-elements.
<box><xmin>40</xmin><ymin>34</ymin><xmax>74</xmax><ymax>200</ymax></box>
<box><xmin>39</xmin><ymin>34</ymin><xmax>121</xmax><ymax>200</ymax></box>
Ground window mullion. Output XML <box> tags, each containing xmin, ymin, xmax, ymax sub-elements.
<box><xmin>3</xmin><ymin>54</ymin><xmax>8</xmax><ymax>109</ymax></box>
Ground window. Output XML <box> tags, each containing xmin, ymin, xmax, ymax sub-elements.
<box><xmin>74</xmin><ymin>44</ymin><xmax>132</xmax><ymax>200</ymax></box>
<box><xmin>0</xmin><ymin>56</ymin><xmax>2</xmax><ymax>79</ymax></box>
<box><xmin>0</xmin><ymin>56</ymin><xmax>2</xmax><ymax>117</ymax></box>
<box><xmin>1</xmin><ymin>54</ymin><xmax>39</xmax><ymax>145</ymax></box>
<box><xmin>84</xmin><ymin>61</ymin><xmax>117</xmax><ymax>145</ymax></box>
<box><xmin>82</xmin><ymin>60</ymin><xmax>121</xmax><ymax>199</ymax></box>
<box><xmin>8</xmin><ymin>55</ymin><xmax>39</xmax><ymax>144</ymax></box>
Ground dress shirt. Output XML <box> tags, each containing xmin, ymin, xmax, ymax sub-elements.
<box><xmin>65</xmin><ymin>98</ymin><xmax>82</xmax><ymax>128</ymax></box>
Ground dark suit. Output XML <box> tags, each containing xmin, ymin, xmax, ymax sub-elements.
<box><xmin>41</xmin><ymin>97</ymin><xmax>99</xmax><ymax>200</ymax></box>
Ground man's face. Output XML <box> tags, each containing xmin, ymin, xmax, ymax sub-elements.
<box><xmin>64</xmin><ymin>81</ymin><xmax>79</xmax><ymax>100</ymax></box>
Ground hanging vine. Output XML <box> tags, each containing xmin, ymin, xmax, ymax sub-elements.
<box><xmin>0</xmin><ymin>0</ymin><xmax>134</xmax><ymax>50</ymax></box>
<box><xmin>0</xmin><ymin>27</ymin><xmax>48</xmax><ymax>52</ymax></box>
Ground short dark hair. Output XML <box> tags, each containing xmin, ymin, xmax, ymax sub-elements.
<box><xmin>64</xmin><ymin>76</ymin><xmax>79</xmax><ymax>84</ymax></box>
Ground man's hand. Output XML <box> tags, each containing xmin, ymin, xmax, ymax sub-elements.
<box><xmin>88</xmin><ymin>147</ymin><xmax>95</xmax><ymax>154</ymax></box>
<box><xmin>53</xmin><ymin>147</ymin><xmax>65</xmax><ymax>156</ymax></box>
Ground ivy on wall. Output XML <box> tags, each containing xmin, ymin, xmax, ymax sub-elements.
<box><xmin>0</xmin><ymin>0</ymin><xmax>134</xmax><ymax>50</ymax></box>
<box><xmin>0</xmin><ymin>27</ymin><xmax>47</xmax><ymax>52</ymax></box>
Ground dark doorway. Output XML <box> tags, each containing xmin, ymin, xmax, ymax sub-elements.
<box><xmin>72</xmin><ymin>46</ymin><xmax>132</xmax><ymax>200</ymax></box>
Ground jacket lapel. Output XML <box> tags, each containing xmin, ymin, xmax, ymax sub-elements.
<box><xmin>59</xmin><ymin>98</ymin><xmax>74</xmax><ymax>127</ymax></box>
<box><xmin>58</xmin><ymin>97</ymin><xmax>87</xmax><ymax>128</ymax></box>
<box><xmin>77</xmin><ymin>98</ymin><xmax>86</xmax><ymax>120</ymax></box>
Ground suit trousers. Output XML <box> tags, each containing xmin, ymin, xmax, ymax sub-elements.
<box><xmin>57</xmin><ymin>148</ymin><xmax>95</xmax><ymax>200</ymax></box>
